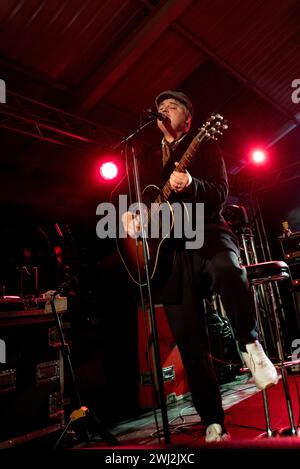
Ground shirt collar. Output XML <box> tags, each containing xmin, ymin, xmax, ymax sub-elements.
<box><xmin>162</xmin><ymin>133</ymin><xmax>187</xmax><ymax>148</ymax></box>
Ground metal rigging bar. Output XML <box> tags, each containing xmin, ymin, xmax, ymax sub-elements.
<box><xmin>0</xmin><ymin>91</ymin><xmax>115</xmax><ymax>149</ymax></box>
<box><xmin>249</xmin><ymin>160</ymin><xmax>300</xmax><ymax>192</ymax></box>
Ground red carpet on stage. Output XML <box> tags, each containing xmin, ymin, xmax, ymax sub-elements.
<box><xmin>69</xmin><ymin>373</ymin><xmax>300</xmax><ymax>469</ymax></box>
<box><xmin>224</xmin><ymin>373</ymin><xmax>300</xmax><ymax>440</ymax></box>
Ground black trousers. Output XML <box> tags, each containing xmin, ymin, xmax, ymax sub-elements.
<box><xmin>163</xmin><ymin>249</ymin><xmax>257</xmax><ymax>427</ymax></box>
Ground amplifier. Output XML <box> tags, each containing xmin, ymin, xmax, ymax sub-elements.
<box><xmin>288</xmin><ymin>262</ymin><xmax>300</xmax><ymax>286</ymax></box>
<box><xmin>0</xmin><ymin>296</ymin><xmax>24</xmax><ymax>312</ymax></box>
<box><xmin>138</xmin><ymin>305</ymin><xmax>189</xmax><ymax>408</ymax></box>
<box><xmin>0</xmin><ymin>312</ymin><xmax>65</xmax><ymax>445</ymax></box>
<box><xmin>279</xmin><ymin>232</ymin><xmax>300</xmax><ymax>260</ymax></box>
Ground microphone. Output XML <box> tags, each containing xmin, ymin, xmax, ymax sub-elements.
<box><xmin>143</xmin><ymin>108</ymin><xmax>168</xmax><ymax>122</ymax></box>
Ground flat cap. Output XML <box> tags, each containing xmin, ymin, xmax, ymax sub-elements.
<box><xmin>155</xmin><ymin>90</ymin><xmax>193</xmax><ymax>116</ymax></box>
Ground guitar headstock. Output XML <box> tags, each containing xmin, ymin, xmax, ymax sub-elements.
<box><xmin>200</xmin><ymin>113</ymin><xmax>228</xmax><ymax>140</ymax></box>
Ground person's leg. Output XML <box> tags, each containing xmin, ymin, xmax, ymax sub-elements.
<box><xmin>205</xmin><ymin>250</ymin><xmax>278</xmax><ymax>390</ymax></box>
<box><xmin>163</xmin><ymin>252</ymin><xmax>225</xmax><ymax>428</ymax></box>
<box><xmin>204</xmin><ymin>250</ymin><xmax>257</xmax><ymax>349</ymax></box>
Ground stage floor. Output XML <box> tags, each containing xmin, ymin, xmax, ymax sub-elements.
<box><xmin>86</xmin><ymin>370</ymin><xmax>300</xmax><ymax>447</ymax></box>
<box><xmin>16</xmin><ymin>370</ymin><xmax>300</xmax><ymax>468</ymax></box>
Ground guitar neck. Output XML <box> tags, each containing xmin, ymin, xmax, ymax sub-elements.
<box><xmin>157</xmin><ymin>128</ymin><xmax>207</xmax><ymax>204</ymax></box>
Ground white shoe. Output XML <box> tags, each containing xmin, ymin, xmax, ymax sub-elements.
<box><xmin>241</xmin><ymin>340</ymin><xmax>279</xmax><ymax>390</ymax></box>
<box><xmin>205</xmin><ymin>424</ymin><xmax>230</xmax><ymax>443</ymax></box>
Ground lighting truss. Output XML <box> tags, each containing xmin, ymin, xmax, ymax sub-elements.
<box><xmin>0</xmin><ymin>91</ymin><xmax>116</xmax><ymax>150</ymax></box>
<box><xmin>249</xmin><ymin>161</ymin><xmax>300</xmax><ymax>192</ymax></box>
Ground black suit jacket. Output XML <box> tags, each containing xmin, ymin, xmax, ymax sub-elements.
<box><xmin>141</xmin><ymin>132</ymin><xmax>240</xmax><ymax>303</ymax></box>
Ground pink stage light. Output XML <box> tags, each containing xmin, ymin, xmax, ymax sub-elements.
<box><xmin>251</xmin><ymin>150</ymin><xmax>266</xmax><ymax>164</ymax></box>
<box><xmin>99</xmin><ymin>161</ymin><xmax>118</xmax><ymax>180</ymax></box>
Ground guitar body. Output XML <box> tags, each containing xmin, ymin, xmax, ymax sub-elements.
<box><xmin>116</xmin><ymin>184</ymin><xmax>175</xmax><ymax>286</ymax></box>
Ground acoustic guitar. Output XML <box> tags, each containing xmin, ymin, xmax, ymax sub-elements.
<box><xmin>117</xmin><ymin>114</ymin><xmax>228</xmax><ymax>286</ymax></box>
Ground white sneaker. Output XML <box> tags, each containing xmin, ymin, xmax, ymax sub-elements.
<box><xmin>241</xmin><ymin>340</ymin><xmax>279</xmax><ymax>390</ymax></box>
<box><xmin>205</xmin><ymin>424</ymin><xmax>230</xmax><ymax>443</ymax></box>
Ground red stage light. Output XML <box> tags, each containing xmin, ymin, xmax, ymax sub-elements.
<box><xmin>99</xmin><ymin>161</ymin><xmax>118</xmax><ymax>180</ymax></box>
<box><xmin>251</xmin><ymin>150</ymin><xmax>266</xmax><ymax>164</ymax></box>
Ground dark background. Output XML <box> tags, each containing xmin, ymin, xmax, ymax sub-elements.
<box><xmin>1</xmin><ymin>0</ymin><xmax>300</xmax><ymax>424</ymax></box>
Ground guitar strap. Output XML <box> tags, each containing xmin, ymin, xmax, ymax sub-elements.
<box><xmin>162</xmin><ymin>133</ymin><xmax>188</xmax><ymax>167</ymax></box>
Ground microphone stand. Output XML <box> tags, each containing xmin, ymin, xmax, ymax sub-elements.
<box><xmin>50</xmin><ymin>285</ymin><xmax>119</xmax><ymax>448</ymax></box>
<box><xmin>112</xmin><ymin>117</ymin><xmax>171</xmax><ymax>445</ymax></box>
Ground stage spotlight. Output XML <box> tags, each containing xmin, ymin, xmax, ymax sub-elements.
<box><xmin>251</xmin><ymin>150</ymin><xmax>266</xmax><ymax>164</ymax></box>
<box><xmin>99</xmin><ymin>161</ymin><xmax>118</xmax><ymax>180</ymax></box>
